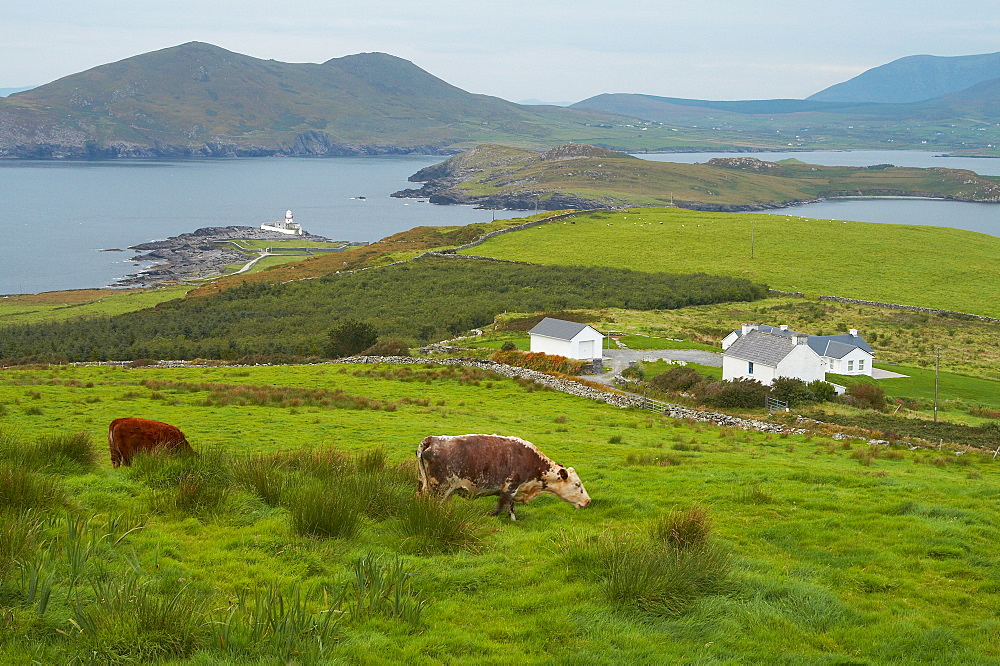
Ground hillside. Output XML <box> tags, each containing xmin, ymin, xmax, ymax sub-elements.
<box><xmin>572</xmin><ymin>86</ymin><xmax>1000</xmax><ymax>155</ymax></box>
<box><xmin>396</xmin><ymin>144</ymin><xmax>1000</xmax><ymax>210</ymax></box>
<box><xmin>809</xmin><ymin>51</ymin><xmax>1000</xmax><ymax>103</ymax></box>
<box><xmin>459</xmin><ymin>207</ymin><xmax>1000</xmax><ymax>318</ymax></box>
<box><xmin>0</xmin><ymin>42</ymin><xmax>645</xmax><ymax>158</ymax></box>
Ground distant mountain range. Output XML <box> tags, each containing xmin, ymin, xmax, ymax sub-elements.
<box><xmin>1</xmin><ymin>44</ymin><xmax>998</xmax><ymax>158</ymax></box>
<box><xmin>0</xmin><ymin>42</ymin><xmax>634</xmax><ymax>158</ymax></box>
<box><xmin>808</xmin><ymin>52</ymin><xmax>1000</xmax><ymax>103</ymax></box>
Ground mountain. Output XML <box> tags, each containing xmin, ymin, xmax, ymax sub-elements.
<box><xmin>0</xmin><ymin>87</ymin><xmax>35</xmax><ymax>97</ymax></box>
<box><xmin>809</xmin><ymin>52</ymin><xmax>1000</xmax><ymax>104</ymax></box>
<box><xmin>0</xmin><ymin>42</ymin><xmax>636</xmax><ymax>159</ymax></box>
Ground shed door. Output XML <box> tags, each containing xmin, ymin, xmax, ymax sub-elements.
<box><xmin>579</xmin><ymin>340</ymin><xmax>595</xmax><ymax>359</ymax></box>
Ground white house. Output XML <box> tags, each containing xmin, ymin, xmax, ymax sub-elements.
<box><xmin>722</xmin><ymin>328</ymin><xmax>826</xmax><ymax>385</ymax></box>
<box><xmin>528</xmin><ymin>317</ymin><xmax>604</xmax><ymax>360</ymax></box>
<box><xmin>261</xmin><ymin>210</ymin><xmax>304</xmax><ymax>236</ymax></box>
<box><xmin>722</xmin><ymin>323</ymin><xmax>874</xmax><ymax>377</ymax></box>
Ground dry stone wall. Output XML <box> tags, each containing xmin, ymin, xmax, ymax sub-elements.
<box><xmin>818</xmin><ymin>296</ymin><xmax>1000</xmax><ymax>323</ymax></box>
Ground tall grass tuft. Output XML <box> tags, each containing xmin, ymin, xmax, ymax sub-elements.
<box><xmin>0</xmin><ymin>428</ymin><xmax>96</xmax><ymax>473</ymax></box>
<box><xmin>211</xmin><ymin>583</ymin><xmax>342</xmax><ymax>660</ymax></box>
<box><xmin>601</xmin><ymin>539</ymin><xmax>729</xmax><ymax>616</ymax></box>
<box><xmin>130</xmin><ymin>448</ymin><xmax>232</xmax><ymax>517</ymax></box>
<box><xmin>36</xmin><ymin>432</ymin><xmax>99</xmax><ymax>470</ymax></box>
<box><xmin>288</xmin><ymin>480</ymin><xmax>362</xmax><ymax>539</ymax></box>
<box><xmin>0</xmin><ymin>461</ymin><xmax>64</xmax><ymax>512</ymax></box>
<box><xmin>70</xmin><ymin>573</ymin><xmax>209</xmax><ymax>661</ymax></box>
<box><xmin>344</xmin><ymin>553</ymin><xmax>428</xmax><ymax>626</ymax></box>
<box><xmin>0</xmin><ymin>509</ymin><xmax>41</xmax><ymax>584</ymax></box>
<box><xmin>653</xmin><ymin>506</ymin><xmax>712</xmax><ymax>551</ymax></box>
<box><xmin>231</xmin><ymin>455</ymin><xmax>289</xmax><ymax>506</ymax></box>
<box><xmin>393</xmin><ymin>494</ymin><xmax>487</xmax><ymax>554</ymax></box>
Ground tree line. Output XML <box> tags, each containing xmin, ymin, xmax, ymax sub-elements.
<box><xmin>0</xmin><ymin>257</ymin><xmax>768</xmax><ymax>363</ymax></box>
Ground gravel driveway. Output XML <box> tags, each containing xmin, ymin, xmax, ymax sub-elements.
<box><xmin>601</xmin><ymin>348</ymin><xmax>722</xmax><ymax>375</ymax></box>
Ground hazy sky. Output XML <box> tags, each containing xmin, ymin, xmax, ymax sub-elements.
<box><xmin>4</xmin><ymin>1</ymin><xmax>999</xmax><ymax>102</ymax></box>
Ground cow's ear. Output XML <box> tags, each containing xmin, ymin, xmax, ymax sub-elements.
<box><xmin>559</xmin><ymin>468</ymin><xmax>568</xmax><ymax>480</ymax></box>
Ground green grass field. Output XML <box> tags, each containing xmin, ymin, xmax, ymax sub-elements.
<box><xmin>464</xmin><ymin>208</ymin><xmax>1000</xmax><ymax>318</ymax></box>
<box><xmin>1</xmin><ymin>362</ymin><xmax>998</xmax><ymax>662</ymax></box>
<box><xmin>0</xmin><ymin>286</ymin><xmax>191</xmax><ymax>325</ymax></box>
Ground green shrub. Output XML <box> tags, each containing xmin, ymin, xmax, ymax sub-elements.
<box><xmin>362</xmin><ymin>339</ymin><xmax>410</xmax><ymax>357</ymax></box>
<box><xmin>500</xmin><ymin>341</ymin><xmax>517</xmax><ymax>351</ymax></box>
<box><xmin>702</xmin><ymin>378</ymin><xmax>768</xmax><ymax>409</ymax></box>
<box><xmin>325</xmin><ymin>319</ymin><xmax>379</xmax><ymax>358</ymax></box>
<box><xmin>621</xmin><ymin>364</ymin><xmax>646</xmax><ymax>381</ymax></box>
<box><xmin>650</xmin><ymin>366</ymin><xmax>702</xmax><ymax>392</ymax></box>
<box><xmin>769</xmin><ymin>377</ymin><xmax>814</xmax><ymax>407</ymax></box>
<box><xmin>808</xmin><ymin>380</ymin><xmax>837</xmax><ymax>403</ymax></box>
<box><xmin>845</xmin><ymin>383</ymin><xmax>887</xmax><ymax>411</ymax></box>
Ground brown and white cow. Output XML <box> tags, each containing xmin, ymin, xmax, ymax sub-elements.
<box><xmin>415</xmin><ymin>434</ymin><xmax>590</xmax><ymax>520</ymax></box>
<box><xmin>108</xmin><ymin>417</ymin><xmax>194</xmax><ymax>468</ymax></box>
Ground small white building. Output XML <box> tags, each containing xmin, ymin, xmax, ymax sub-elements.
<box><xmin>261</xmin><ymin>210</ymin><xmax>304</xmax><ymax>236</ymax></box>
<box><xmin>722</xmin><ymin>328</ymin><xmax>826</xmax><ymax>385</ymax></box>
<box><xmin>528</xmin><ymin>317</ymin><xmax>604</xmax><ymax>360</ymax></box>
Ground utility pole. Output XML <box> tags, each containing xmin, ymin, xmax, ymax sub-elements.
<box><xmin>934</xmin><ymin>346</ymin><xmax>941</xmax><ymax>422</ymax></box>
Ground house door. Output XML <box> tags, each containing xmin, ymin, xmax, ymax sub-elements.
<box><xmin>579</xmin><ymin>340</ymin><xmax>595</xmax><ymax>359</ymax></box>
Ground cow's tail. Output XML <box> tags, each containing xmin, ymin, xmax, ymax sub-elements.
<box><xmin>415</xmin><ymin>438</ymin><xmax>433</xmax><ymax>495</ymax></box>
<box><xmin>108</xmin><ymin>421</ymin><xmax>120</xmax><ymax>468</ymax></box>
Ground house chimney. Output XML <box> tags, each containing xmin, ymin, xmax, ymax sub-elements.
<box><xmin>780</xmin><ymin>324</ymin><xmax>788</xmax><ymax>331</ymax></box>
<box><xmin>791</xmin><ymin>334</ymin><xmax>807</xmax><ymax>345</ymax></box>
<box><xmin>849</xmin><ymin>329</ymin><xmax>858</xmax><ymax>337</ymax></box>
<box><xmin>742</xmin><ymin>323</ymin><xmax>759</xmax><ymax>334</ymax></box>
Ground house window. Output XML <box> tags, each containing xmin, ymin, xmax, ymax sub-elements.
<box><xmin>748</xmin><ymin>361</ymin><xmax>754</xmax><ymax>374</ymax></box>
<box><xmin>859</xmin><ymin>359</ymin><xmax>865</xmax><ymax>371</ymax></box>
<box><xmin>848</xmin><ymin>360</ymin><xmax>854</xmax><ymax>371</ymax></box>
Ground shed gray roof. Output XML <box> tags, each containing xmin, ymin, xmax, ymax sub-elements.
<box><xmin>724</xmin><ymin>330</ymin><xmax>796</xmax><ymax>367</ymax></box>
<box><xmin>528</xmin><ymin>317</ymin><xmax>598</xmax><ymax>341</ymax></box>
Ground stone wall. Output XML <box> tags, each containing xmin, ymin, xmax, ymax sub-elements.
<box><xmin>818</xmin><ymin>296</ymin><xmax>1000</xmax><ymax>323</ymax></box>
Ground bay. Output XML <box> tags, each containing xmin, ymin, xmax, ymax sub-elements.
<box><xmin>0</xmin><ymin>157</ymin><xmax>531</xmax><ymax>295</ymax></box>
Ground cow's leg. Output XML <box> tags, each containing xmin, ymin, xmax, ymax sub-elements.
<box><xmin>490</xmin><ymin>486</ymin><xmax>517</xmax><ymax>520</ymax></box>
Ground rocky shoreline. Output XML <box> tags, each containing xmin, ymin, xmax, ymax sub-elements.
<box><xmin>116</xmin><ymin>226</ymin><xmax>341</xmax><ymax>288</ymax></box>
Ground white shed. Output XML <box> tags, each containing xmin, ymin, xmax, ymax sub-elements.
<box><xmin>528</xmin><ymin>317</ymin><xmax>605</xmax><ymax>360</ymax></box>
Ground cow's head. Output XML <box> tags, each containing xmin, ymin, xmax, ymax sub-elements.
<box><xmin>546</xmin><ymin>465</ymin><xmax>591</xmax><ymax>508</ymax></box>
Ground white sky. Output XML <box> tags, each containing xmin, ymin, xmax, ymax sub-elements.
<box><xmin>4</xmin><ymin>0</ymin><xmax>999</xmax><ymax>102</ymax></box>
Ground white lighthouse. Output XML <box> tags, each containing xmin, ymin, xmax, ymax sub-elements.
<box><xmin>261</xmin><ymin>209</ymin><xmax>304</xmax><ymax>236</ymax></box>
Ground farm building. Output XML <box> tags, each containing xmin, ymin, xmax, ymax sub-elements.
<box><xmin>722</xmin><ymin>328</ymin><xmax>826</xmax><ymax>386</ymax></box>
<box><xmin>723</xmin><ymin>323</ymin><xmax>874</xmax><ymax>377</ymax></box>
<box><xmin>528</xmin><ymin>317</ymin><xmax>605</xmax><ymax>360</ymax></box>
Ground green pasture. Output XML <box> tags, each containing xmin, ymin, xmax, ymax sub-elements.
<box><xmin>227</xmin><ymin>239</ymin><xmax>348</xmax><ymax>251</ymax></box>
<box><xmin>0</xmin><ymin>286</ymin><xmax>190</xmax><ymax>326</ymax></box>
<box><xmin>464</xmin><ymin>208</ymin><xmax>1000</xmax><ymax>318</ymax></box>
<box><xmin>830</xmin><ymin>364</ymin><xmax>1000</xmax><ymax>420</ymax></box>
<box><xmin>1</xmin><ymin>362</ymin><xmax>999</xmax><ymax>662</ymax></box>
<box><xmin>642</xmin><ymin>359</ymin><xmax>723</xmax><ymax>382</ymax></box>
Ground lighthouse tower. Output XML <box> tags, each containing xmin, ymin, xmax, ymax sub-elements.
<box><xmin>261</xmin><ymin>209</ymin><xmax>305</xmax><ymax>236</ymax></box>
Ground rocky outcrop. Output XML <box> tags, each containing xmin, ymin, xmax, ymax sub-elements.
<box><xmin>117</xmin><ymin>226</ymin><xmax>340</xmax><ymax>287</ymax></box>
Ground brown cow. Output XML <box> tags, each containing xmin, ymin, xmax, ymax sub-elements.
<box><xmin>108</xmin><ymin>418</ymin><xmax>194</xmax><ymax>468</ymax></box>
<box><xmin>416</xmin><ymin>434</ymin><xmax>590</xmax><ymax>520</ymax></box>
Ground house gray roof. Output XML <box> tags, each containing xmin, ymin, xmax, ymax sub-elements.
<box><xmin>724</xmin><ymin>330</ymin><xmax>797</xmax><ymax>367</ymax></box>
<box><xmin>807</xmin><ymin>334</ymin><xmax>873</xmax><ymax>356</ymax></box>
<box><xmin>729</xmin><ymin>325</ymin><xmax>872</xmax><ymax>357</ymax></box>
<box><xmin>528</xmin><ymin>317</ymin><xmax>597</xmax><ymax>341</ymax></box>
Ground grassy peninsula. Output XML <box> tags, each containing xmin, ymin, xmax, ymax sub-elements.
<box><xmin>399</xmin><ymin>144</ymin><xmax>1000</xmax><ymax>210</ymax></box>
